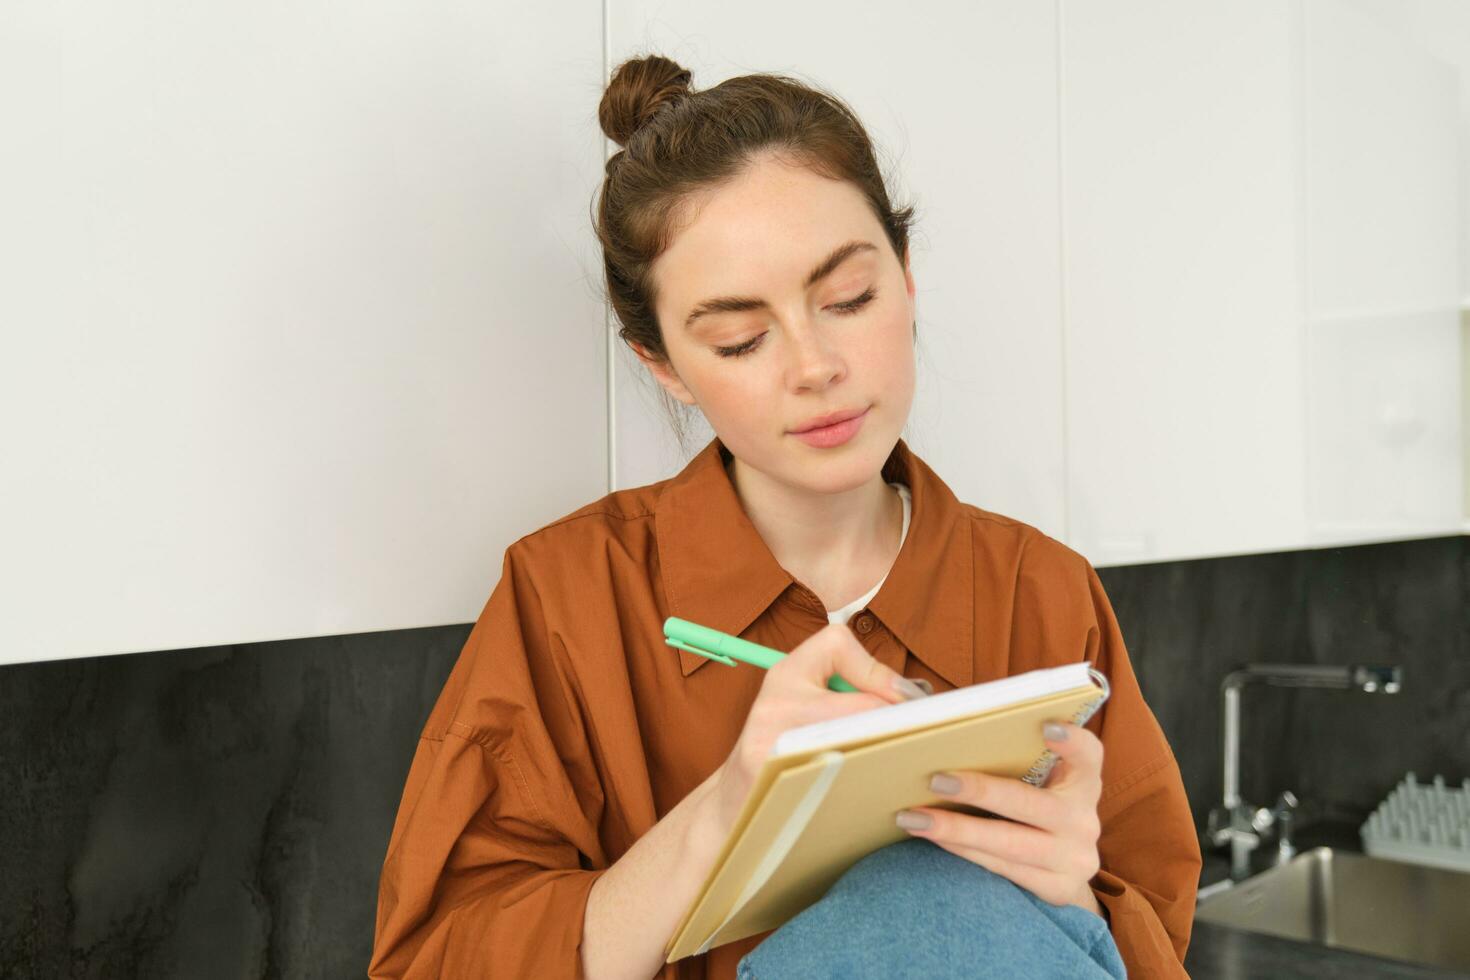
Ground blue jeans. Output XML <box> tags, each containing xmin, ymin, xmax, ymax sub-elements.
<box><xmin>735</xmin><ymin>837</ymin><xmax>1126</xmax><ymax>979</ymax></box>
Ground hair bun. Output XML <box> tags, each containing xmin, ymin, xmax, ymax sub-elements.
<box><xmin>599</xmin><ymin>55</ymin><xmax>693</xmax><ymax>147</ymax></box>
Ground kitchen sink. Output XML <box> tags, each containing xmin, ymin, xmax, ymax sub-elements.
<box><xmin>1194</xmin><ymin>846</ymin><xmax>1470</xmax><ymax>971</ymax></box>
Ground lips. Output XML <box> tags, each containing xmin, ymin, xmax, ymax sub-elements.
<box><xmin>791</xmin><ymin>407</ymin><xmax>868</xmax><ymax>434</ymax></box>
<box><xmin>789</xmin><ymin>406</ymin><xmax>870</xmax><ymax>449</ymax></box>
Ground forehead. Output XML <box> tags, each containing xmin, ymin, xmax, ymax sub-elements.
<box><xmin>653</xmin><ymin>159</ymin><xmax>883</xmax><ymax>317</ymax></box>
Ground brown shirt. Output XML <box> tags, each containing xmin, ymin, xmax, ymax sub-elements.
<box><xmin>369</xmin><ymin>435</ymin><xmax>1202</xmax><ymax>979</ymax></box>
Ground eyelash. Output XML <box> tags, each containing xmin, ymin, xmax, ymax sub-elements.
<box><xmin>713</xmin><ymin>288</ymin><xmax>877</xmax><ymax>359</ymax></box>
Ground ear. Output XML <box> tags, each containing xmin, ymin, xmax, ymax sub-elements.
<box><xmin>902</xmin><ymin>243</ymin><xmax>915</xmax><ymax>302</ymax></box>
<box><xmin>628</xmin><ymin>341</ymin><xmax>698</xmax><ymax>406</ymax></box>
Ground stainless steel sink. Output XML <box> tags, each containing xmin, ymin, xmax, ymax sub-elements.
<box><xmin>1195</xmin><ymin>846</ymin><xmax>1470</xmax><ymax>971</ymax></box>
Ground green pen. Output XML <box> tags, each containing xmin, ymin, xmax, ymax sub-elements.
<box><xmin>663</xmin><ymin>615</ymin><xmax>859</xmax><ymax>692</ymax></box>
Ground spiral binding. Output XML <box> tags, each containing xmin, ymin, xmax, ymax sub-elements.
<box><xmin>1021</xmin><ymin>667</ymin><xmax>1111</xmax><ymax>786</ymax></box>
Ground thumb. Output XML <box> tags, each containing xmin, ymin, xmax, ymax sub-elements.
<box><xmin>1040</xmin><ymin>721</ymin><xmax>1104</xmax><ymax>790</ymax></box>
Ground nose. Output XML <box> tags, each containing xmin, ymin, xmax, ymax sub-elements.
<box><xmin>784</xmin><ymin>316</ymin><xmax>847</xmax><ymax>393</ymax></box>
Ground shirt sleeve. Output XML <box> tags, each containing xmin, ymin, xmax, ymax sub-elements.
<box><xmin>1015</xmin><ymin>536</ymin><xmax>1202</xmax><ymax>978</ymax></box>
<box><xmin>1082</xmin><ymin>560</ymin><xmax>1201</xmax><ymax>977</ymax></box>
<box><xmin>369</xmin><ymin>542</ymin><xmax>611</xmax><ymax>980</ymax></box>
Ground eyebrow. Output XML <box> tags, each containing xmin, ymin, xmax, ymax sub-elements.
<box><xmin>682</xmin><ymin>239</ymin><xmax>879</xmax><ymax>331</ymax></box>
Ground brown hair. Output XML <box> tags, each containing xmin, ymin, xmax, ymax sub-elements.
<box><xmin>591</xmin><ymin>54</ymin><xmax>919</xmax><ymax>445</ymax></box>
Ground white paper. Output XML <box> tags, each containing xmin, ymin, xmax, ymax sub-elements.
<box><xmin>772</xmin><ymin>661</ymin><xmax>1095</xmax><ymax>758</ymax></box>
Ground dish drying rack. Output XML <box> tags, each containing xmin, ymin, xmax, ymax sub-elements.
<box><xmin>1360</xmin><ymin>772</ymin><xmax>1470</xmax><ymax>873</ymax></box>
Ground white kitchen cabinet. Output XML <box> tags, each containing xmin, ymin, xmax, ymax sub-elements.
<box><xmin>1061</xmin><ymin>0</ymin><xmax>1308</xmax><ymax>566</ymax></box>
<box><xmin>9</xmin><ymin>0</ymin><xmax>1459</xmax><ymax>667</ymax></box>
<box><xmin>1307</xmin><ymin>313</ymin><xmax>1462</xmax><ymax>539</ymax></box>
<box><xmin>1305</xmin><ymin>0</ymin><xmax>1461</xmax><ymax>319</ymax></box>
<box><xmin>1062</xmin><ymin>0</ymin><xmax>1461</xmax><ymax>567</ymax></box>
<box><xmin>0</xmin><ymin>0</ymin><xmax>610</xmax><ymax>664</ymax></box>
<box><xmin>1303</xmin><ymin>0</ymin><xmax>1464</xmax><ymax>542</ymax></box>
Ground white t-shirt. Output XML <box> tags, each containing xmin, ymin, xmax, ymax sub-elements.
<box><xmin>826</xmin><ymin>481</ymin><xmax>911</xmax><ymax>625</ymax></box>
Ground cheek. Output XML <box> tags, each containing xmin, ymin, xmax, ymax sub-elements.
<box><xmin>864</xmin><ymin>310</ymin><xmax>917</xmax><ymax>416</ymax></box>
<box><xmin>865</xmin><ymin>306</ymin><xmax>916</xmax><ymax>372</ymax></box>
<box><xmin>694</xmin><ymin>369</ymin><xmax>775</xmax><ymax>425</ymax></box>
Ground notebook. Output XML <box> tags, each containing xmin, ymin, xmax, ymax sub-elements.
<box><xmin>663</xmin><ymin>661</ymin><xmax>1110</xmax><ymax>962</ymax></box>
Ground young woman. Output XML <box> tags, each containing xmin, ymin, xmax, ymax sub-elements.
<box><xmin>370</xmin><ymin>55</ymin><xmax>1201</xmax><ymax>979</ymax></box>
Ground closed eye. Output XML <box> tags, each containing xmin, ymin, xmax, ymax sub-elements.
<box><xmin>712</xmin><ymin>287</ymin><xmax>878</xmax><ymax>358</ymax></box>
<box><xmin>830</xmin><ymin>286</ymin><xmax>877</xmax><ymax>315</ymax></box>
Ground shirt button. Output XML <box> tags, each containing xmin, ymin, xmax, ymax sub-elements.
<box><xmin>854</xmin><ymin>614</ymin><xmax>874</xmax><ymax>634</ymax></box>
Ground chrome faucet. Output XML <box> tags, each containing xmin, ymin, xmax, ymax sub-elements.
<box><xmin>1207</xmin><ymin>663</ymin><xmax>1402</xmax><ymax>881</ymax></box>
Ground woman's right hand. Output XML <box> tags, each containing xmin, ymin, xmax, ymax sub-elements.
<box><xmin>707</xmin><ymin>622</ymin><xmax>931</xmax><ymax>832</ymax></box>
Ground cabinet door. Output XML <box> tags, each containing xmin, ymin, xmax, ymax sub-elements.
<box><xmin>609</xmin><ymin>1</ymin><xmax>1069</xmax><ymax>540</ymax></box>
<box><xmin>1305</xmin><ymin>0</ymin><xmax>1461</xmax><ymax>318</ymax></box>
<box><xmin>1307</xmin><ymin>313</ymin><xmax>1462</xmax><ymax>539</ymax></box>
<box><xmin>0</xmin><ymin>0</ymin><xmax>609</xmax><ymax>664</ymax></box>
<box><xmin>1061</xmin><ymin>0</ymin><xmax>1307</xmax><ymax>566</ymax></box>
<box><xmin>1303</xmin><ymin>0</ymin><xmax>1463</xmax><ymax>542</ymax></box>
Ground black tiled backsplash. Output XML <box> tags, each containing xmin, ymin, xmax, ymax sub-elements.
<box><xmin>1098</xmin><ymin>534</ymin><xmax>1469</xmax><ymax>828</ymax></box>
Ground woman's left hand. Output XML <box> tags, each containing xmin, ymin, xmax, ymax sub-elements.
<box><xmin>895</xmin><ymin>721</ymin><xmax>1106</xmax><ymax>917</ymax></box>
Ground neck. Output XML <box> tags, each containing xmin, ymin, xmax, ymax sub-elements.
<box><xmin>724</xmin><ymin>450</ymin><xmax>904</xmax><ymax>611</ymax></box>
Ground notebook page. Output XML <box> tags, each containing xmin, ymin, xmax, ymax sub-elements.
<box><xmin>772</xmin><ymin>661</ymin><xmax>1094</xmax><ymax>758</ymax></box>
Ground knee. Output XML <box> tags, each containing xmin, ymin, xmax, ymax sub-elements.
<box><xmin>837</xmin><ymin>837</ymin><xmax>1018</xmax><ymax>907</ymax></box>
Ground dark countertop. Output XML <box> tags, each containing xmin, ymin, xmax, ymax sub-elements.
<box><xmin>1186</xmin><ymin>920</ymin><xmax>1467</xmax><ymax>980</ymax></box>
<box><xmin>1184</xmin><ymin>820</ymin><xmax>1470</xmax><ymax>980</ymax></box>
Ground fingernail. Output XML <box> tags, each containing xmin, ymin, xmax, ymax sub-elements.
<box><xmin>896</xmin><ymin>810</ymin><xmax>932</xmax><ymax>831</ymax></box>
<box><xmin>1043</xmin><ymin>722</ymin><xmax>1069</xmax><ymax>741</ymax></box>
<box><xmin>892</xmin><ymin>676</ymin><xmax>928</xmax><ymax>700</ymax></box>
<box><xmin>929</xmin><ymin>772</ymin><xmax>961</xmax><ymax>795</ymax></box>
<box><xmin>913</xmin><ymin>678</ymin><xmax>934</xmax><ymax>696</ymax></box>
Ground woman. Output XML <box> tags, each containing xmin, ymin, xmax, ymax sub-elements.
<box><xmin>369</xmin><ymin>55</ymin><xmax>1200</xmax><ymax>979</ymax></box>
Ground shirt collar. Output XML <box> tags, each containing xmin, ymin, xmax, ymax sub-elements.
<box><xmin>654</xmin><ymin>434</ymin><xmax>974</xmax><ymax>689</ymax></box>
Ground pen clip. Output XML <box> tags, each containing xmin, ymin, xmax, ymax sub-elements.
<box><xmin>664</xmin><ymin>637</ymin><xmax>737</xmax><ymax>666</ymax></box>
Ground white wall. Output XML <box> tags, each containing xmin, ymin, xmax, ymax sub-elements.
<box><xmin>3</xmin><ymin>0</ymin><xmax>1463</xmax><ymax>667</ymax></box>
